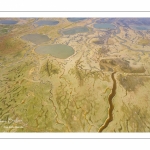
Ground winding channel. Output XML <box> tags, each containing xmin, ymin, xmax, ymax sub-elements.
<box><xmin>99</xmin><ymin>72</ymin><xmax>117</xmax><ymax>132</ymax></box>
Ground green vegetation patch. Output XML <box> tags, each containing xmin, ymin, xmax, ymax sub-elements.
<box><xmin>0</xmin><ymin>36</ymin><xmax>27</xmax><ymax>55</ymax></box>
<box><xmin>0</xmin><ymin>25</ymin><xmax>13</xmax><ymax>36</ymax></box>
<box><xmin>40</xmin><ymin>59</ymin><xmax>60</xmax><ymax>77</ymax></box>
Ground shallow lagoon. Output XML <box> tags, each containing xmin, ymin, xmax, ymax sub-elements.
<box><xmin>67</xmin><ymin>18</ymin><xmax>86</xmax><ymax>22</ymax></box>
<box><xmin>21</xmin><ymin>34</ymin><xmax>50</xmax><ymax>44</ymax></box>
<box><xmin>0</xmin><ymin>20</ymin><xmax>18</xmax><ymax>25</ymax></box>
<box><xmin>35</xmin><ymin>20</ymin><xmax>59</xmax><ymax>26</ymax></box>
<box><xmin>62</xmin><ymin>26</ymin><xmax>89</xmax><ymax>35</ymax></box>
<box><xmin>130</xmin><ymin>25</ymin><xmax>150</xmax><ymax>30</ymax></box>
<box><xmin>93</xmin><ymin>23</ymin><xmax>116</xmax><ymax>29</ymax></box>
<box><xmin>35</xmin><ymin>44</ymin><xmax>74</xmax><ymax>59</ymax></box>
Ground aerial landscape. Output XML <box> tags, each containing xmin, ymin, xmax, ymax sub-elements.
<box><xmin>1</xmin><ymin>17</ymin><xmax>150</xmax><ymax>132</ymax></box>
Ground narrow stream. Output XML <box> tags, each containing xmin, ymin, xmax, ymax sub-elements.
<box><xmin>99</xmin><ymin>72</ymin><xmax>117</xmax><ymax>132</ymax></box>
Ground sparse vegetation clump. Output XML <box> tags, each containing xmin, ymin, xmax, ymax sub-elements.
<box><xmin>40</xmin><ymin>59</ymin><xmax>60</xmax><ymax>77</ymax></box>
